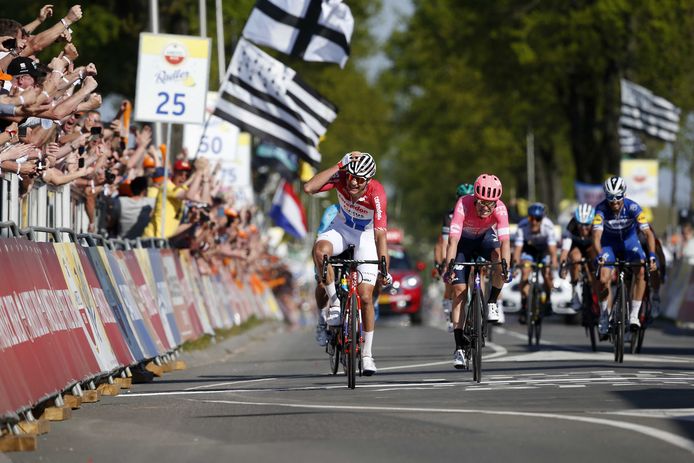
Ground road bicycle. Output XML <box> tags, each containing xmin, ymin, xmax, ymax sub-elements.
<box><xmin>450</xmin><ymin>258</ymin><xmax>507</xmax><ymax>383</ymax></box>
<box><xmin>631</xmin><ymin>263</ymin><xmax>652</xmax><ymax>355</ymax></box>
<box><xmin>522</xmin><ymin>262</ymin><xmax>548</xmax><ymax>346</ymax></box>
<box><xmin>561</xmin><ymin>258</ymin><xmax>599</xmax><ymax>351</ymax></box>
<box><xmin>597</xmin><ymin>260</ymin><xmax>648</xmax><ymax>363</ymax></box>
<box><xmin>322</xmin><ymin>246</ymin><xmax>385</xmax><ymax>389</ymax></box>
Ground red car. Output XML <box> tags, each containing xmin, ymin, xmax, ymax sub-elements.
<box><xmin>378</xmin><ymin>234</ymin><xmax>425</xmax><ymax>324</ymax></box>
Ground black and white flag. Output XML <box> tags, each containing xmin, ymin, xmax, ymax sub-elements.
<box><xmin>620</xmin><ymin>79</ymin><xmax>681</xmax><ymax>143</ymax></box>
<box><xmin>619</xmin><ymin>127</ymin><xmax>646</xmax><ymax>155</ymax></box>
<box><xmin>242</xmin><ymin>0</ymin><xmax>354</xmax><ymax>68</ymax></box>
<box><xmin>214</xmin><ymin>38</ymin><xmax>338</xmax><ymax>165</ymax></box>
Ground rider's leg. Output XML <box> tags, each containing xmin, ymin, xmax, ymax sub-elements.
<box><xmin>630</xmin><ymin>264</ymin><xmax>646</xmax><ymax>326</ymax></box>
<box><xmin>519</xmin><ymin>262</ymin><xmax>531</xmax><ymax>322</ymax></box>
<box><xmin>487</xmin><ymin>246</ymin><xmax>504</xmax><ymax>323</ymax></box>
<box><xmin>358</xmin><ymin>282</ymin><xmax>376</xmax><ymax>355</ymax></box>
<box><xmin>542</xmin><ymin>263</ymin><xmax>553</xmax><ymax>312</ymax></box>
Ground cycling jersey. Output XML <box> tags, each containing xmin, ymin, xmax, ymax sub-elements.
<box><xmin>317</xmin><ymin>204</ymin><xmax>339</xmax><ymax>234</ymax></box>
<box><xmin>593</xmin><ymin>198</ymin><xmax>649</xmax><ymax>239</ymax></box>
<box><xmin>448</xmin><ymin>195</ymin><xmax>510</xmax><ymax>241</ymax></box>
<box><xmin>594</xmin><ymin>198</ymin><xmax>649</xmax><ymax>264</ymax></box>
<box><xmin>561</xmin><ymin>218</ymin><xmax>593</xmax><ymax>253</ymax></box>
<box><xmin>319</xmin><ymin>171</ymin><xmax>388</xmax><ymax>231</ymax></box>
<box><xmin>441</xmin><ymin>209</ymin><xmax>454</xmax><ymax>238</ymax></box>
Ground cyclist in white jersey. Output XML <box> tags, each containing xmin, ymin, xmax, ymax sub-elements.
<box><xmin>304</xmin><ymin>152</ymin><xmax>391</xmax><ymax>376</ymax></box>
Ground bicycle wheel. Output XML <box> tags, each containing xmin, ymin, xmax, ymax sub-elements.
<box><xmin>615</xmin><ymin>282</ymin><xmax>626</xmax><ymax>363</ymax></box>
<box><xmin>347</xmin><ymin>293</ymin><xmax>358</xmax><ymax>389</ymax></box>
<box><xmin>635</xmin><ymin>298</ymin><xmax>650</xmax><ymax>354</ymax></box>
<box><xmin>526</xmin><ymin>286</ymin><xmax>535</xmax><ymax>346</ymax></box>
<box><xmin>328</xmin><ymin>328</ymin><xmax>340</xmax><ymax>375</ymax></box>
<box><xmin>582</xmin><ymin>282</ymin><xmax>597</xmax><ymax>352</ymax></box>
<box><xmin>472</xmin><ymin>290</ymin><xmax>483</xmax><ymax>383</ymax></box>
<box><xmin>535</xmin><ymin>313</ymin><xmax>542</xmax><ymax>346</ymax></box>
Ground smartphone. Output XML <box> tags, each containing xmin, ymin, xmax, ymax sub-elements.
<box><xmin>2</xmin><ymin>38</ymin><xmax>16</xmax><ymax>50</ymax></box>
<box><xmin>18</xmin><ymin>126</ymin><xmax>27</xmax><ymax>141</ymax></box>
<box><xmin>78</xmin><ymin>146</ymin><xmax>85</xmax><ymax>155</ymax></box>
<box><xmin>78</xmin><ymin>157</ymin><xmax>85</xmax><ymax>168</ymax></box>
<box><xmin>90</xmin><ymin>126</ymin><xmax>102</xmax><ymax>135</ymax></box>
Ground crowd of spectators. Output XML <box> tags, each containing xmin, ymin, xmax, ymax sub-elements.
<box><xmin>0</xmin><ymin>4</ymin><xmax>289</xmax><ymax>286</ymax></box>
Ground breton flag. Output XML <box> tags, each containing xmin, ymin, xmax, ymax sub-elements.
<box><xmin>242</xmin><ymin>0</ymin><xmax>354</xmax><ymax>68</ymax></box>
<box><xmin>619</xmin><ymin>127</ymin><xmax>646</xmax><ymax>155</ymax></box>
<box><xmin>214</xmin><ymin>38</ymin><xmax>338</xmax><ymax>166</ymax></box>
<box><xmin>269</xmin><ymin>179</ymin><xmax>308</xmax><ymax>239</ymax></box>
<box><xmin>620</xmin><ymin>79</ymin><xmax>681</xmax><ymax>144</ymax></box>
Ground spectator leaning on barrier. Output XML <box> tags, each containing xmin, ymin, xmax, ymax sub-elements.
<box><xmin>116</xmin><ymin>176</ymin><xmax>154</xmax><ymax>239</ymax></box>
<box><xmin>680</xmin><ymin>221</ymin><xmax>694</xmax><ymax>265</ymax></box>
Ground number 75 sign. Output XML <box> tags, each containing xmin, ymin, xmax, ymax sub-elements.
<box><xmin>135</xmin><ymin>33</ymin><xmax>211</xmax><ymax>125</ymax></box>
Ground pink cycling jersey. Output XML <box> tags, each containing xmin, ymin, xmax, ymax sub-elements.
<box><xmin>448</xmin><ymin>195</ymin><xmax>510</xmax><ymax>241</ymax></box>
<box><xmin>319</xmin><ymin>171</ymin><xmax>388</xmax><ymax>230</ymax></box>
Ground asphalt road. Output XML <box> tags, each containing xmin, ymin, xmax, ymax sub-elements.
<box><xmin>5</xmin><ymin>309</ymin><xmax>694</xmax><ymax>463</ymax></box>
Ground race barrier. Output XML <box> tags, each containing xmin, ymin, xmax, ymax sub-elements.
<box><xmin>0</xmin><ymin>223</ymin><xmax>283</xmax><ymax>447</ymax></box>
<box><xmin>663</xmin><ymin>258</ymin><xmax>694</xmax><ymax>326</ymax></box>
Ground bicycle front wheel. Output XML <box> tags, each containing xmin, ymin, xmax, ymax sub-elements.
<box><xmin>328</xmin><ymin>328</ymin><xmax>340</xmax><ymax>375</ymax></box>
<box><xmin>472</xmin><ymin>290</ymin><xmax>483</xmax><ymax>383</ymax></box>
<box><xmin>615</xmin><ymin>283</ymin><xmax>626</xmax><ymax>363</ymax></box>
<box><xmin>526</xmin><ymin>287</ymin><xmax>535</xmax><ymax>346</ymax></box>
<box><xmin>347</xmin><ymin>293</ymin><xmax>358</xmax><ymax>389</ymax></box>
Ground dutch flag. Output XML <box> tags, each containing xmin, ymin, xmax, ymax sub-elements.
<box><xmin>269</xmin><ymin>180</ymin><xmax>308</xmax><ymax>239</ymax></box>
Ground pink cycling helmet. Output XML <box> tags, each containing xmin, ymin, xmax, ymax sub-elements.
<box><xmin>474</xmin><ymin>173</ymin><xmax>503</xmax><ymax>201</ymax></box>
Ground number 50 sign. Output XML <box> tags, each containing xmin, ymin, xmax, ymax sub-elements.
<box><xmin>135</xmin><ymin>33</ymin><xmax>211</xmax><ymax>125</ymax></box>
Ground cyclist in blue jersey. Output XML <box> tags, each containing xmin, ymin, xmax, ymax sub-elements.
<box><xmin>593</xmin><ymin>176</ymin><xmax>657</xmax><ymax>337</ymax></box>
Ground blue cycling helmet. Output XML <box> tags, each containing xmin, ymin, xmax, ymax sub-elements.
<box><xmin>528</xmin><ymin>202</ymin><xmax>545</xmax><ymax>219</ymax></box>
<box><xmin>574</xmin><ymin>203</ymin><xmax>595</xmax><ymax>225</ymax></box>
<box><xmin>456</xmin><ymin>183</ymin><xmax>474</xmax><ymax>198</ymax></box>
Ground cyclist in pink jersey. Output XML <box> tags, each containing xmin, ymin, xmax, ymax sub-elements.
<box><xmin>304</xmin><ymin>151</ymin><xmax>391</xmax><ymax>376</ymax></box>
<box><xmin>444</xmin><ymin>173</ymin><xmax>511</xmax><ymax>369</ymax></box>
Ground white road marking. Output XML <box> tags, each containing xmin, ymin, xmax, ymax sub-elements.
<box><xmin>185</xmin><ymin>378</ymin><xmax>278</xmax><ymax>391</ymax></box>
<box><xmin>199</xmin><ymin>398</ymin><xmax>694</xmax><ymax>455</ymax></box>
<box><xmin>559</xmin><ymin>385</ymin><xmax>586</xmax><ymax>388</ymax></box>
<box><xmin>604</xmin><ymin>408</ymin><xmax>694</xmax><ymax>420</ymax></box>
<box><xmin>377</xmin><ymin>342</ymin><xmax>507</xmax><ymax>372</ymax></box>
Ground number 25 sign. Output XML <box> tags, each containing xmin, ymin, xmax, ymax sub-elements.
<box><xmin>135</xmin><ymin>33</ymin><xmax>211</xmax><ymax>125</ymax></box>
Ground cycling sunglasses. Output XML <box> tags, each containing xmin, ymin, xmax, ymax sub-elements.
<box><xmin>347</xmin><ymin>174</ymin><xmax>368</xmax><ymax>185</ymax></box>
<box><xmin>606</xmin><ymin>193</ymin><xmax>624</xmax><ymax>202</ymax></box>
<box><xmin>475</xmin><ymin>199</ymin><xmax>497</xmax><ymax>210</ymax></box>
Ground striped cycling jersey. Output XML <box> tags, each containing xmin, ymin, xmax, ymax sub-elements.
<box><xmin>514</xmin><ymin>217</ymin><xmax>557</xmax><ymax>248</ymax></box>
<box><xmin>449</xmin><ymin>195</ymin><xmax>510</xmax><ymax>241</ymax></box>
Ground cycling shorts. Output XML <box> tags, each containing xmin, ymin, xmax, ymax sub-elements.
<box><xmin>520</xmin><ymin>243</ymin><xmax>551</xmax><ymax>265</ymax></box>
<box><xmin>450</xmin><ymin>228</ymin><xmax>500</xmax><ymax>285</ymax></box>
<box><xmin>600</xmin><ymin>231</ymin><xmax>646</xmax><ymax>268</ymax></box>
<box><xmin>317</xmin><ymin>223</ymin><xmax>378</xmax><ymax>286</ymax></box>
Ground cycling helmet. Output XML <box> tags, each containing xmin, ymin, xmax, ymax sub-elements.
<box><xmin>456</xmin><ymin>183</ymin><xmax>474</xmax><ymax>198</ymax></box>
<box><xmin>574</xmin><ymin>203</ymin><xmax>595</xmax><ymax>225</ymax></box>
<box><xmin>603</xmin><ymin>176</ymin><xmax>626</xmax><ymax>196</ymax></box>
<box><xmin>473</xmin><ymin>174</ymin><xmax>503</xmax><ymax>201</ymax></box>
<box><xmin>346</xmin><ymin>152</ymin><xmax>376</xmax><ymax>179</ymax></box>
<box><xmin>528</xmin><ymin>202</ymin><xmax>546</xmax><ymax>219</ymax></box>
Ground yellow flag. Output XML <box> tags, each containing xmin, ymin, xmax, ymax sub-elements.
<box><xmin>299</xmin><ymin>160</ymin><xmax>316</xmax><ymax>182</ymax></box>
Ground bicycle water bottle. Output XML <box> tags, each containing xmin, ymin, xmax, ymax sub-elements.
<box><xmin>341</xmin><ymin>275</ymin><xmax>348</xmax><ymax>291</ymax></box>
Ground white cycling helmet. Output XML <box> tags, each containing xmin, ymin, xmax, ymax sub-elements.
<box><xmin>603</xmin><ymin>176</ymin><xmax>626</xmax><ymax>196</ymax></box>
<box><xmin>574</xmin><ymin>203</ymin><xmax>595</xmax><ymax>225</ymax></box>
<box><xmin>346</xmin><ymin>152</ymin><xmax>376</xmax><ymax>179</ymax></box>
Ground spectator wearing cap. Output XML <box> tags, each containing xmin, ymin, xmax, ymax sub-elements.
<box><xmin>143</xmin><ymin>159</ymin><xmax>203</xmax><ymax>239</ymax></box>
<box><xmin>7</xmin><ymin>56</ymin><xmax>45</xmax><ymax>90</ymax></box>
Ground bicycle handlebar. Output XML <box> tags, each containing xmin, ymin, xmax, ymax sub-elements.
<box><xmin>595</xmin><ymin>259</ymin><xmax>651</xmax><ymax>279</ymax></box>
<box><xmin>321</xmin><ymin>254</ymin><xmax>388</xmax><ymax>284</ymax></box>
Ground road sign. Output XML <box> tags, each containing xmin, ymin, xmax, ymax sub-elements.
<box><xmin>134</xmin><ymin>33</ymin><xmax>211</xmax><ymax>125</ymax></box>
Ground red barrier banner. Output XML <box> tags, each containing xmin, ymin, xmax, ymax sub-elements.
<box><xmin>76</xmin><ymin>245</ymin><xmax>135</xmax><ymax>367</ymax></box>
<box><xmin>119</xmin><ymin>251</ymin><xmax>173</xmax><ymax>352</ymax></box>
<box><xmin>178</xmin><ymin>251</ymin><xmax>214</xmax><ymax>334</ymax></box>
<box><xmin>160</xmin><ymin>249</ymin><xmax>198</xmax><ymax>341</ymax></box>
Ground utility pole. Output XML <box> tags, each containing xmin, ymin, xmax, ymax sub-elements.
<box><xmin>527</xmin><ymin>130</ymin><xmax>535</xmax><ymax>202</ymax></box>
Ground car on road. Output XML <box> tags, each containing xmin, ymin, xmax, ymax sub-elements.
<box><xmin>378</xmin><ymin>230</ymin><xmax>425</xmax><ymax>324</ymax></box>
<box><xmin>500</xmin><ymin>271</ymin><xmax>578</xmax><ymax>322</ymax></box>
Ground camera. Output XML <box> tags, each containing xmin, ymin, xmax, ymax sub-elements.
<box><xmin>104</xmin><ymin>169</ymin><xmax>116</xmax><ymax>183</ymax></box>
<box><xmin>78</xmin><ymin>157</ymin><xmax>85</xmax><ymax>168</ymax></box>
<box><xmin>2</xmin><ymin>38</ymin><xmax>16</xmax><ymax>50</ymax></box>
<box><xmin>90</xmin><ymin>126</ymin><xmax>102</xmax><ymax>135</ymax></box>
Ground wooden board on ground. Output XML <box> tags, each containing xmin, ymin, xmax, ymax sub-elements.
<box><xmin>81</xmin><ymin>389</ymin><xmax>101</xmax><ymax>403</ymax></box>
<box><xmin>18</xmin><ymin>419</ymin><xmax>50</xmax><ymax>435</ymax></box>
<box><xmin>63</xmin><ymin>394</ymin><xmax>82</xmax><ymax>409</ymax></box>
<box><xmin>0</xmin><ymin>434</ymin><xmax>37</xmax><ymax>452</ymax></box>
<box><xmin>145</xmin><ymin>362</ymin><xmax>164</xmax><ymax>377</ymax></box>
<box><xmin>96</xmin><ymin>383</ymin><xmax>120</xmax><ymax>396</ymax></box>
<box><xmin>41</xmin><ymin>406</ymin><xmax>72</xmax><ymax>421</ymax></box>
<box><xmin>174</xmin><ymin>360</ymin><xmax>187</xmax><ymax>370</ymax></box>
<box><xmin>161</xmin><ymin>362</ymin><xmax>174</xmax><ymax>373</ymax></box>
<box><xmin>114</xmin><ymin>377</ymin><xmax>132</xmax><ymax>389</ymax></box>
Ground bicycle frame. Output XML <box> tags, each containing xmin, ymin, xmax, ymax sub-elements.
<box><xmin>522</xmin><ymin>262</ymin><xmax>545</xmax><ymax>346</ymax></box>
<box><xmin>562</xmin><ymin>258</ymin><xmax>598</xmax><ymax>351</ymax></box>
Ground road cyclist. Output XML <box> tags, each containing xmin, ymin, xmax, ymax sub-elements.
<box><xmin>593</xmin><ymin>176</ymin><xmax>657</xmax><ymax>339</ymax></box>
<box><xmin>513</xmin><ymin>202</ymin><xmax>559</xmax><ymax>324</ymax></box>
<box><xmin>443</xmin><ymin>173</ymin><xmax>511</xmax><ymax>369</ymax></box>
<box><xmin>433</xmin><ymin>183</ymin><xmax>475</xmax><ymax>332</ymax></box>
<box><xmin>304</xmin><ymin>151</ymin><xmax>391</xmax><ymax>376</ymax></box>
<box><xmin>559</xmin><ymin>203</ymin><xmax>598</xmax><ymax>308</ymax></box>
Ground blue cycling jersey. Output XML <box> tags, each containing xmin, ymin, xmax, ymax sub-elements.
<box><xmin>593</xmin><ymin>198</ymin><xmax>649</xmax><ymax>240</ymax></box>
